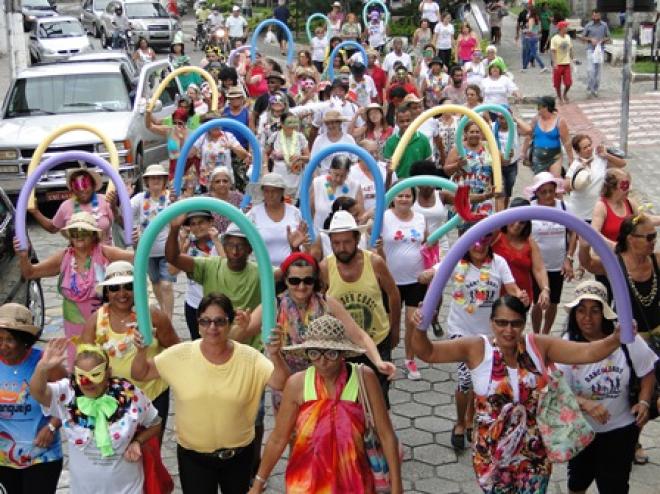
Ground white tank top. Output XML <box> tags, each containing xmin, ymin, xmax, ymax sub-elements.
<box><xmin>247</xmin><ymin>203</ymin><xmax>301</xmax><ymax>267</ymax></box>
<box><xmin>413</xmin><ymin>191</ymin><xmax>449</xmax><ymax>256</ymax></box>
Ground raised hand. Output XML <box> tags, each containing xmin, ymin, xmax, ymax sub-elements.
<box><xmin>39</xmin><ymin>338</ymin><xmax>69</xmax><ymax>370</ymax></box>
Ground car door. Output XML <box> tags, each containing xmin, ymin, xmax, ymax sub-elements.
<box><xmin>28</xmin><ymin>23</ymin><xmax>38</xmax><ymax>60</ymax></box>
<box><xmin>132</xmin><ymin>60</ymin><xmax>182</xmax><ymax>166</ymax></box>
<box><xmin>0</xmin><ymin>189</ymin><xmax>25</xmax><ymax>307</ymax></box>
<box><xmin>81</xmin><ymin>0</ymin><xmax>93</xmax><ymax>33</ymax></box>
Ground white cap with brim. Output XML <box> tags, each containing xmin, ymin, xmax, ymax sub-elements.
<box><xmin>221</xmin><ymin>223</ymin><xmax>248</xmax><ymax>241</ymax></box>
<box><xmin>564</xmin><ymin>280</ymin><xmax>617</xmax><ymax>320</ymax></box>
<box><xmin>320</xmin><ymin>210</ymin><xmax>369</xmax><ymax>235</ymax></box>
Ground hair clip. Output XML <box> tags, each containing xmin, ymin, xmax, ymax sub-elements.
<box><xmin>632</xmin><ymin>203</ymin><xmax>652</xmax><ymax>225</ymax></box>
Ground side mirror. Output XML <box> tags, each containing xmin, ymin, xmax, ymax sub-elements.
<box><xmin>29</xmin><ymin>33</ymin><xmax>37</xmax><ymax>40</ymax></box>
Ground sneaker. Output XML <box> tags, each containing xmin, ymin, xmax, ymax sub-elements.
<box><xmin>405</xmin><ymin>359</ymin><xmax>421</xmax><ymax>380</ymax></box>
<box><xmin>540</xmin><ymin>67</ymin><xmax>549</xmax><ymax>73</ymax></box>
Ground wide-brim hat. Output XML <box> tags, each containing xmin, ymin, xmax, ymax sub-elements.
<box><xmin>571</xmin><ymin>166</ymin><xmax>592</xmax><ymax>192</ymax></box>
<box><xmin>96</xmin><ymin>260</ymin><xmax>134</xmax><ymax>295</ymax></box>
<box><xmin>0</xmin><ymin>303</ymin><xmax>39</xmax><ymax>336</ymax></box>
<box><xmin>266</xmin><ymin>71</ymin><xmax>286</xmax><ymax>84</ymax></box>
<box><xmin>66</xmin><ymin>167</ymin><xmax>103</xmax><ymax>192</ymax></box>
<box><xmin>226</xmin><ymin>86</ymin><xmax>245</xmax><ymax>98</ymax></box>
<box><xmin>142</xmin><ymin>163</ymin><xmax>169</xmax><ymax>178</ymax></box>
<box><xmin>62</xmin><ymin>211</ymin><xmax>101</xmax><ymax>235</ymax></box>
<box><xmin>524</xmin><ymin>171</ymin><xmax>565</xmax><ymax>199</ymax></box>
<box><xmin>282</xmin><ymin>315</ymin><xmax>366</xmax><ymax>358</ymax></box>
<box><xmin>246</xmin><ymin>172</ymin><xmax>287</xmax><ymax>203</ymax></box>
<box><xmin>322</xmin><ymin>109</ymin><xmax>349</xmax><ymax>123</ymax></box>
<box><xmin>564</xmin><ymin>280</ymin><xmax>617</xmax><ymax>320</ymax></box>
<box><xmin>320</xmin><ymin>210</ymin><xmax>368</xmax><ymax>235</ymax></box>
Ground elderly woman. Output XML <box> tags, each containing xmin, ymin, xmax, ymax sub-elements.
<box><xmin>421</xmin><ymin>58</ymin><xmax>449</xmax><ymax>109</ymax></box>
<box><xmin>418</xmin><ymin>224</ymin><xmax>528</xmax><ymax>450</ymax></box>
<box><xmin>412</xmin><ymin>295</ymin><xmax>624</xmax><ymax>492</ymax></box>
<box><xmin>31</xmin><ymin>341</ymin><xmax>161</xmax><ymax>494</ymax></box>
<box><xmin>131</xmin><ymin>293</ymin><xmax>288</xmax><ymax>493</ymax></box>
<box><xmin>526</xmin><ymin>172</ymin><xmax>576</xmax><ymax>334</ymax></box>
<box><xmin>0</xmin><ymin>304</ymin><xmax>63</xmax><ymax>493</ymax></box>
<box><xmin>310</xmin><ymin>110</ymin><xmax>357</xmax><ymax>173</ymax></box>
<box><xmin>311</xmin><ymin>154</ymin><xmax>364</xmax><ymax>234</ymax></box>
<box><xmin>206</xmin><ymin>166</ymin><xmax>243</xmax><ymax>234</ymax></box>
<box><xmin>28</xmin><ymin>167</ymin><xmax>114</xmax><ymax>245</ymax></box>
<box><xmin>565</xmin><ymin>134</ymin><xmax>627</xmax><ymax>223</ymax></box>
<box><xmin>480</xmin><ymin>60</ymin><xmax>520</xmax><ymax>107</ymax></box>
<box><xmin>340</xmin><ymin>12</ymin><xmax>361</xmax><ymax>43</ymax></box>
<box><xmin>15</xmin><ymin>212</ymin><xmax>132</xmax><ymax>366</ymax></box>
<box><xmin>80</xmin><ymin>261</ymin><xmax>179</xmax><ymax>431</ymax></box>
<box><xmin>265</xmin><ymin>112</ymin><xmax>310</xmax><ymax>197</ymax></box>
<box><xmin>246</xmin><ymin>173</ymin><xmax>305</xmax><ymax>268</ymax></box>
<box><xmin>235</xmin><ymin>253</ymin><xmax>396</xmax><ymax>405</ymax></box>
<box><xmin>249</xmin><ymin>315</ymin><xmax>403</xmax><ymax>494</ymax></box>
<box><xmin>558</xmin><ymin>281</ymin><xmax>657</xmax><ymax>494</ymax></box>
<box><xmin>464</xmin><ymin>50</ymin><xmax>486</xmax><ymax>85</ymax></box>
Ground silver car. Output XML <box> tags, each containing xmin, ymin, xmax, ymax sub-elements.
<box><xmin>29</xmin><ymin>16</ymin><xmax>92</xmax><ymax>63</ymax></box>
<box><xmin>100</xmin><ymin>0</ymin><xmax>179</xmax><ymax>49</ymax></box>
<box><xmin>80</xmin><ymin>0</ymin><xmax>114</xmax><ymax>38</ymax></box>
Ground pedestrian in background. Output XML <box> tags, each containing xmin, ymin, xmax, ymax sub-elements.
<box><xmin>581</xmin><ymin>9</ymin><xmax>611</xmax><ymax>98</ymax></box>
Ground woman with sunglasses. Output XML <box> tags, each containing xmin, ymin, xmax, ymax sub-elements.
<box><xmin>132</xmin><ymin>293</ymin><xmax>289</xmax><ymax>493</ymax></box>
<box><xmin>417</xmin><ymin>222</ymin><xmax>528</xmax><ymax>450</ymax></box>
<box><xmin>0</xmin><ymin>304</ymin><xmax>64</xmax><ymax>494</ymax></box>
<box><xmin>411</xmin><ymin>295</ymin><xmax>623</xmax><ymax>493</ymax></box>
<box><xmin>235</xmin><ymin>252</ymin><xmax>395</xmax><ymax>405</ymax></box>
<box><xmin>31</xmin><ymin>341</ymin><xmax>161</xmax><ymax>494</ymax></box>
<box><xmin>28</xmin><ymin>167</ymin><xmax>115</xmax><ymax>245</ymax></box>
<box><xmin>80</xmin><ymin>261</ymin><xmax>179</xmax><ymax>433</ymax></box>
<box><xmin>15</xmin><ymin>212</ymin><xmax>132</xmax><ymax>368</ymax></box>
<box><xmin>249</xmin><ymin>315</ymin><xmax>402</xmax><ymax>494</ymax></box>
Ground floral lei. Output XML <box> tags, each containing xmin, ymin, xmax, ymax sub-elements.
<box><xmin>96</xmin><ymin>305</ymin><xmax>137</xmax><ymax>359</ymax></box>
<box><xmin>325</xmin><ymin>175</ymin><xmax>349</xmax><ymax>201</ymax></box>
<box><xmin>189</xmin><ymin>237</ymin><xmax>214</xmax><ymax>257</ymax></box>
<box><xmin>279</xmin><ymin>130</ymin><xmax>300</xmax><ymax>172</ymax></box>
<box><xmin>452</xmin><ymin>258</ymin><xmax>492</xmax><ymax>314</ymax></box>
<box><xmin>141</xmin><ymin>191</ymin><xmax>168</xmax><ymax>231</ymax></box>
<box><xmin>73</xmin><ymin>192</ymin><xmax>100</xmax><ymax>223</ymax></box>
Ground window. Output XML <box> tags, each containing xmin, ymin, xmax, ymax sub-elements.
<box><xmin>93</xmin><ymin>0</ymin><xmax>112</xmax><ymax>10</ymax></box>
<box><xmin>125</xmin><ymin>2</ymin><xmax>168</xmax><ymax>18</ymax></box>
<box><xmin>38</xmin><ymin>20</ymin><xmax>85</xmax><ymax>38</ymax></box>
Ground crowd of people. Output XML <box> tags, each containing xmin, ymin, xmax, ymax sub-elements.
<box><xmin>2</xmin><ymin>1</ymin><xmax>660</xmax><ymax>493</ymax></box>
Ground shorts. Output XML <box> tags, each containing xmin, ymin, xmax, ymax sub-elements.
<box><xmin>490</xmin><ymin>25</ymin><xmax>501</xmax><ymax>38</ymax></box>
<box><xmin>397</xmin><ymin>282</ymin><xmax>427</xmax><ymax>307</ymax></box>
<box><xmin>553</xmin><ymin>63</ymin><xmax>572</xmax><ymax>89</ymax></box>
<box><xmin>502</xmin><ymin>160</ymin><xmax>519</xmax><ymax>198</ymax></box>
<box><xmin>532</xmin><ymin>270</ymin><xmax>564</xmax><ymax>305</ymax></box>
<box><xmin>531</xmin><ymin>146</ymin><xmax>561</xmax><ymax>175</ymax></box>
<box><xmin>275</xmin><ymin>27</ymin><xmax>287</xmax><ymax>43</ymax></box>
<box><xmin>148</xmin><ymin>256</ymin><xmax>177</xmax><ymax>284</ymax></box>
<box><xmin>450</xmin><ymin>334</ymin><xmax>473</xmax><ymax>393</ymax></box>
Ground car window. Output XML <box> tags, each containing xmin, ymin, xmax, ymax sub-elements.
<box><xmin>94</xmin><ymin>0</ymin><xmax>112</xmax><ymax>10</ymax></box>
<box><xmin>105</xmin><ymin>0</ymin><xmax>121</xmax><ymax>13</ymax></box>
<box><xmin>142</xmin><ymin>66</ymin><xmax>178</xmax><ymax>107</ymax></box>
<box><xmin>125</xmin><ymin>2</ymin><xmax>168</xmax><ymax>18</ymax></box>
<box><xmin>38</xmin><ymin>20</ymin><xmax>85</xmax><ymax>38</ymax></box>
<box><xmin>23</xmin><ymin>0</ymin><xmax>51</xmax><ymax>8</ymax></box>
<box><xmin>4</xmin><ymin>73</ymin><xmax>132</xmax><ymax>117</ymax></box>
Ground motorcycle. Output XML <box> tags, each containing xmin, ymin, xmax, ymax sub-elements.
<box><xmin>109</xmin><ymin>24</ymin><xmax>134</xmax><ymax>53</ymax></box>
<box><xmin>194</xmin><ymin>20</ymin><xmax>209</xmax><ymax>51</ymax></box>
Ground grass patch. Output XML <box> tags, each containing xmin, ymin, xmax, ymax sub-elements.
<box><xmin>610</xmin><ymin>26</ymin><xmax>625</xmax><ymax>39</ymax></box>
<box><xmin>633</xmin><ymin>60</ymin><xmax>658</xmax><ymax>74</ymax></box>
<box><xmin>509</xmin><ymin>6</ymin><xmax>523</xmax><ymax>16</ymax></box>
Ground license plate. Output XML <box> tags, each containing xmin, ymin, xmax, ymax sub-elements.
<box><xmin>45</xmin><ymin>190</ymin><xmax>71</xmax><ymax>201</ymax></box>
<box><xmin>151</xmin><ymin>33</ymin><xmax>168</xmax><ymax>38</ymax></box>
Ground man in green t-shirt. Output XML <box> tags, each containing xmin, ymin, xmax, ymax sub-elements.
<box><xmin>539</xmin><ymin>3</ymin><xmax>552</xmax><ymax>53</ymax></box>
<box><xmin>383</xmin><ymin>106</ymin><xmax>432</xmax><ymax>179</ymax></box>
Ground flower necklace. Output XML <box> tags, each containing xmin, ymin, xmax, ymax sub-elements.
<box><xmin>74</xmin><ymin>192</ymin><xmax>100</xmax><ymax>223</ymax></box>
<box><xmin>97</xmin><ymin>305</ymin><xmax>138</xmax><ymax>359</ymax></box>
<box><xmin>452</xmin><ymin>258</ymin><xmax>492</xmax><ymax>314</ymax></box>
<box><xmin>279</xmin><ymin>130</ymin><xmax>299</xmax><ymax>171</ymax></box>
<box><xmin>70</xmin><ymin>254</ymin><xmax>92</xmax><ymax>297</ymax></box>
<box><xmin>325</xmin><ymin>175</ymin><xmax>349</xmax><ymax>201</ymax></box>
<box><xmin>189</xmin><ymin>236</ymin><xmax>214</xmax><ymax>257</ymax></box>
<box><xmin>141</xmin><ymin>191</ymin><xmax>168</xmax><ymax>231</ymax></box>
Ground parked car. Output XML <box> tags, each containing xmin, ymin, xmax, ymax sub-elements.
<box><xmin>67</xmin><ymin>50</ymin><xmax>140</xmax><ymax>80</ymax></box>
<box><xmin>80</xmin><ymin>0</ymin><xmax>114</xmax><ymax>38</ymax></box>
<box><xmin>0</xmin><ymin>186</ymin><xmax>45</xmax><ymax>329</ymax></box>
<box><xmin>0</xmin><ymin>60</ymin><xmax>181</xmax><ymax>202</ymax></box>
<box><xmin>99</xmin><ymin>0</ymin><xmax>179</xmax><ymax>50</ymax></box>
<box><xmin>29</xmin><ymin>17</ymin><xmax>92</xmax><ymax>64</ymax></box>
<box><xmin>21</xmin><ymin>0</ymin><xmax>57</xmax><ymax>32</ymax></box>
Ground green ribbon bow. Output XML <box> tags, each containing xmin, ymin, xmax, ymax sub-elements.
<box><xmin>76</xmin><ymin>394</ymin><xmax>119</xmax><ymax>457</ymax></box>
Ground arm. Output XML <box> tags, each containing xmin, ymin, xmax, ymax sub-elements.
<box><xmin>632</xmin><ymin>371</ymin><xmax>656</xmax><ymax>427</ymax></box>
<box><xmin>145</xmin><ymin>109</ymin><xmax>171</xmax><ymax>137</ymax></box>
<box><xmin>152</xmin><ymin>308</ymin><xmax>180</xmax><ymax>348</ymax></box>
<box><xmin>590</xmin><ymin>201</ymin><xmax>616</xmax><ymax>249</ymax></box>
<box><xmin>101</xmin><ymin>245</ymin><xmax>135</xmax><ymax>263</ymax></box>
<box><xmin>443</xmin><ymin>146</ymin><xmax>463</xmax><ymax>176</ymax></box>
<box><xmin>164</xmin><ymin>219</ymin><xmax>196</xmax><ymax>273</ymax></box>
<box><xmin>29</xmin><ymin>338</ymin><xmax>69</xmax><ymax>406</ymax></box>
<box><xmin>535</xmin><ymin>330</ymin><xmax>620</xmax><ymax>366</ymax></box>
<box><xmin>80</xmin><ymin>313</ymin><xmax>98</xmax><ymax>344</ymax></box>
<box><xmin>27</xmin><ymin>207</ymin><xmax>59</xmax><ymax>233</ymax></box>
<box><xmin>412</xmin><ymin>320</ymin><xmax>483</xmax><ymax>367</ymax></box>
<box><xmin>130</xmin><ymin>333</ymin><xmax>162</xmax><ymax>382</ymax></box>
<box><xmin>503</xmin><ymin>282</ymin><xmax>530</xmax><ymax>307</ymax></box>
<box><xmin>530</xmin><ymin>239</ymin><xmax>550</xmax><ymax>309</ymax></box>
<box><xmin>372</xmin><ymin>255</ymin><xmax>401</xmax><ymax>349</ymax></box>
<box><xmin>559</xmin><ymin>118</ymin><xmax>573</xmax><ymax>163</ymax></box>
<box><xmin>578</xmin><ymin>237</ymin><xmax>607</xmax><ymax>276</ymax></box>
<box><xmin>14</xmin><ymin>242</ymin><xmax>64</xmax><ymax>279</ymax></box>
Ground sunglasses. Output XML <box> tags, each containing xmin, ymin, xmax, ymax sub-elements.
<box><xmin>618</xmin><ymin>180</ymin><xmax>630</xmax><ymax>192</ymax></box>
<box><xmin>287</xmin><ymin>276</ymin><xmax>315</xmax><ymax>286</ymax></box>
<box><xmin>630</xmin><ymin>232</ymin><xmax>657</xmax><ymax>242</ymax></box>
<box><xmin>492</xmin><ymin>318</ymin><xmax>525</xmax><ymax>330</ymax></box>
<box><xmin>108</xmin><ymin>283</ymin><xmax>134</xmax><ymax>293</ymax></box>
<box><xmin>72</xmin><ymin>175</ymin><xmax>93</xmax><ymax>192</ymax></box>
<box><xmin>306</xmin><ymin>348</ymin><xmax>340</xmax><ymax>361</ymax></box>
<box><xmin>198</xmin><ymin>317</ymin><xmax>230</xmax><ymax>328</ymax></box>
<box><xmin>69</xmin><ymin>230</ymin><xmax>94</xmax><ymax>240</ymax></box>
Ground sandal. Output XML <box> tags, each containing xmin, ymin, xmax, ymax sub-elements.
<box><xmin>634</xmin><ymin>444</ymin><xmax>649</xmax><ymax>465</ymax></box>
<box><xmin>431</xmin><ymin>321</ymin><xmax>444</xmax><ymax>338</ymax></box>
<box><xmin>451</xmin><ymin>426</ymin><xmax>465</xmax><ymax>450</ymax></box>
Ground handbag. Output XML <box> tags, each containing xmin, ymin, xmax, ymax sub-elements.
<box><xmin>141</xmin><ymin>435</ymin><xmax>174</xmax><ymax>494</ymax></box>
<box><xmin>529</xmin><ymin>334</ymin><xmax>595</xmax><ymax>463</ymax></box>
<box><xmin>621</xmin><ymin>344</ymin><xmax>659</xmax><ymax>420</ymax></box>
<box><xmin>356</xmin><ymin>364</ymin><xmax>391</xmax><ymax>493</ymax></box>
<box><xmin>420</xmin><ymin>243</ymin><xmax>440</xmax><ymax>269</ymax></box>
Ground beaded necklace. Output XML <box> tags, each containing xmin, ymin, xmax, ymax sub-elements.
<box><xmin>452</xmin><ymin>258</ymin><xmax>493</xmax><ymax>314</ymax></box>
<box><xmin>141</xmin><ymin>191</ymin><xmax>168</xmax><ymax>231</ymax></box>
<box><xmin>325</xmin><ymin>175</ymin><xmax>349</xmax><ymax>201</ymax></box>
<box><xmin>73</xmin><ymin>193</ymin><xmax>100</xmax><ymax>223</ymax></box>
<box><xmin>96</xmin><ymin>305</ymin><xmax>138</xmax><ymax>359</ymax></box>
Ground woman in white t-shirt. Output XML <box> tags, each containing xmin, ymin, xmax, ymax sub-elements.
<box><xmin>564</xmin><ymin>134</ymin><xmax>627</xmax><ymax>222</ymax></box>
<box><xmin>433</xmin><ymin>13</ymin><xmax>454</xmax><ymax>68</ymax></box>
<box><xmin>247</xmin><ymin>173</ymin><xmax>303</xmax><ymax>268</ymax></box>
<box><xmin>410</xmin><ymin>160</ymin><xmax>450</xmax><ymax>256</ymax></box>
<box><xmin>366</xmin><ymin>12</ymin><xmax>387</xmax><ymax>51</ymax></box>
<box><xmin>480</xmin><ymin>63</ymin><xmax>520</xmax><ymax>107</ymax></box>
<box><xmin>419</xmin><ymin>0</ymin><xmax>440</xmax><ymax>30</ymax></box>
<box><xmin>380</xmin><ymin>187</ymin><xmax>428</xmax><ymax>381</ymax></box>
<box><xmin>558</xmin><ymin>281</ymin><xmax>657</xmax><ymax>494</ymax></box>
<box><xmin>418</xmin><ymin>223</ymin><xmax>528</xmax><ymax>450</ymax></box>
<box><xmin>311</xmin><ymin>27</ymin><xmax>329</xmax><ymax>73</ymax></box>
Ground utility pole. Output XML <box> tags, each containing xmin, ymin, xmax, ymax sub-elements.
<box><xmin>619</xmin><ymin>0</ymin><xmax>634</xmax><ymax>155</ymax></box>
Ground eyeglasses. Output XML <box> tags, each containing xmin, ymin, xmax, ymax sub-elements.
<box><xmin>630</xmin><ymin>232</ymin><xmax>657</xmax><ymax>242</ymax></box>
<box><xmin>108</xmin><ymin>283</ymin><xmax>134</xmax><ymax>293</ymax></box>
<box><xmin>198</xmin><ymin>317</ymin><xmax>230</xmax><ymax>328</ymax></box>
<box><xmin>306</xmin><ymin>348</ymin><xmax>340</xmax><ymax>361</ymax></box>
<box><xmin>287</xmin><ymin>276</ymin><xmax>315</xmax><ymax>286</ymax></box>
<box><xmin>492</xmin><ymin>318</ymin><xmax>526</xmax><ymax>330</ymax></box>
<box><xmin>68</xmin><ymin>230</ymin><xmax>94</xmax><ymax>239</ymax></box>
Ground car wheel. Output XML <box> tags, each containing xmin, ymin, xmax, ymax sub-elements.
<box><xmin>95</xmin><ymin>23</ymin><xmax>101</xmax><ymax>38</ymax></box>
<box><xmin>26</xmin><ymin>279</ymin><xmax>45</xmax><ymax>331</ymax></box>
<box><xmin>100</xmin><ymin>29</ymin><xmax>108</xmax><ymax>48</ymax></box>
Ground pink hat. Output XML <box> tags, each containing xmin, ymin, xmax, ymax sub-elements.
<box><xmin>557</xmin><ymin>21</ymin><xmax>569</xmax><ymax>30</ymax></box>
<box><xmin>524</xmin><ymin>172</ymin><xmax>565</xmax><ymax>199</ymax></box>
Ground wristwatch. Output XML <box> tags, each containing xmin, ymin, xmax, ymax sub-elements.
<box><xmin>47</xmin><ymin>422</ymin><xmax>58</xmax><ymax>433</ymax></box>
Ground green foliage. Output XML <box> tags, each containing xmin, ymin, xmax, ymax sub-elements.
<box><xmin>634</xmin><ymin>60</ymin><xmax>657</xmax><ymax>73</ymax></box>
<box><xmin>536</xmin><ymin>0</ymin><xmax>569</xmax><ymax>20</ymax></box>
<box><xmin>389</xmin><ymin>17</ymin><xmax>417</xmax><ymax>38</ymax></box>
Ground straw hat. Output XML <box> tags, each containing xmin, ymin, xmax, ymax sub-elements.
<box><xmin>0</xmin><ymin>303</ymin><xmax>39</xmax><ymax>336</ymax></box>
<box><xmin>524</xmin><ymin>171</ymin><xmax>565</xmax><ymax>199</ymax></box>
<box><xmin>266</xmin><ymin>71</ymin><xmax>286</xmax><ymax>84</ymax></box>
<box><xmin>564</xmin><ymin>280</ymin><xmax>616</xmax><ymax>320</ymax></box>
<box><xmin>571</xmin><ymin>166</ymin><xmax>592</xmax><ymax>192</ymax></box>
<box><xmin>61</xmin><ymin>211</ymin><xmax>101</xmax><ymax>236</ymax></box>
<box><xmin>96</xmin><ymin>261</ymin><xmax>134</xmax><ymax>295</ymax></box>
<box><xmin>226</xmin><ymin>86</ymin><xmax>245</xmax><ymax>99</ymax></box>
<box><xmin>142</xmin><ymin>163</ymin><xmax>169</xmax><ymax>178</ymax></box>
<box><xmin>320</xmin><ymin>210</ymin><xmax>368</xmax><ymax>235</ymax></box>
<box><xmin>282</xmin><ymin>315</ymin><xmax>366</xmax><ymax>358</ymax></box>
<box><xmin>66</xmin><ymin>167</ymin><xmax>103</xmax><ymax>192</ymax></box>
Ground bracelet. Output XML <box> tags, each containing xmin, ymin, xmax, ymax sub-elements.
<box><xmin>639</xmin><ymin>400</ymin><xmax>651</xmax><ymax>409</ymax></box>
<box><xmin>541</xmin><ymin>286</ymin><xmax>550</xmax><ymax>292</ymax></box>
<box><xmin>566</xmin><ymin>256</ymin><xmax>574</xmax><ymax>263</ymax></box>
<box><xmin>254</xmin><ymin>474</ymin><xmax>267</xmax><ymax>485</ymax></box>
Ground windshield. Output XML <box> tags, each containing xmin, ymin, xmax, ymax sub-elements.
<box><xmin>4</xmin><ymin>73</ymin><xmax>131</xmax><ymax>117</ymax></box>
<box><xmin>93</xmin><ymin>0</ymin><xmax>112</xmax><ymax>10</ymax></box>
<box><xmin>23</xmin><ymin>0</ymin><xmax>52</xmax><ymax>9</ymax></box>
<box><xmin>125</xmin><ymin>2</ymin><xmax>168</xmax><ymax>18</ymax></box>
<box><xmin>38</xmin><ymin>20</ymin><xmax>85</xmax><ymax>38</ymax></box>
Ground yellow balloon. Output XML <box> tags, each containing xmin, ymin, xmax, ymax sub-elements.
<box><xmin>147</xmin><ymin>66</ymin><xmax>219</xmax><ymax>112</ymax></box>
<box><xmin>390</xmin><ymin>105</ymin><xmax>502</xmax><ymax>193</ymax></box>
<box><xmin>26</xmin><ymin>124</ymin><xmax>119</xmax><ymax>209</ymax></box>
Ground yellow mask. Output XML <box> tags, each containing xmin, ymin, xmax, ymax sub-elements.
<box><xmin>74</xmin><ymin>362</ymin><xmax>107</xmax><ymax>386</ymax></box>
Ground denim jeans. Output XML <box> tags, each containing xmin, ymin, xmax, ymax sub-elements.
<box><xmin>523</xmin><ymin>35</ymin><xmax>545</xmax><ymax>69</ymax></box>
<box><xmin>587</xmin><ymin>54</ymin><xmax>602</xmax><ymax>93</ymax></box>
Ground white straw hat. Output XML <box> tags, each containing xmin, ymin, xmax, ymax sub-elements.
<box><xmin>564</xmin><ymin>280</ymin><xmax>616</xmax><ymax>320</ymax></box>
<box><xmin>320</xmin><ymin>210</ymin><xmax>368</xmax><ymax>235</ymax></box>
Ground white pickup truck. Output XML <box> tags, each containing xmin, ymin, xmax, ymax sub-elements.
<box><xmin>0</xmin><ymin>58</ymin><xmax>180</xmax><ymax>202</ymax></box>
